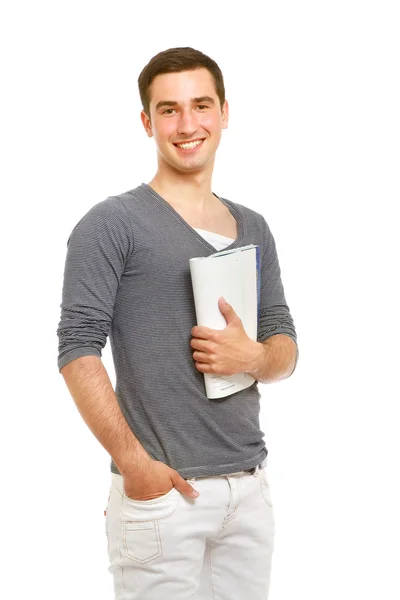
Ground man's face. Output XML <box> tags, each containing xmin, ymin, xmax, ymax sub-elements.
<box><xmin>142</xmin><ymin>68</ymin><xmax>228</xmax><ymax>174</ymax></box>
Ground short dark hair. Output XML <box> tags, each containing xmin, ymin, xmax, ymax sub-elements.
<box><xmin>138</xmin><ymin>47</ymin><xmax>226</xmax><ymax>120</ymax></box>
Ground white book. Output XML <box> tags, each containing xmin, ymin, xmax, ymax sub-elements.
<box><xmin>189</xmin><ymin>244</ymin><xmax>261</xmax><ymax>399</ymax></box>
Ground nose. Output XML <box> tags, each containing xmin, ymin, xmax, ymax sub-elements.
<box><xmin>177</xmin><ymin>107</ymin><xmax>198</xmax><ymax>136</ymax></box>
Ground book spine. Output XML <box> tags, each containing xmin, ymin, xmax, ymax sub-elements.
<box><xmin>256</xmin><ymin>245</ymin><xmax>261</xmax><ymax>322</ymax></box>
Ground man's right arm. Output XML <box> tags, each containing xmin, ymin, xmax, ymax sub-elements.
<box><xmin>61</xmin><ymin>354</ymin><xmax>200</xmax><ymax>500</ymax></box>
<box><xmin>60</xmin><ymin>355</ymin><xmax>152</xmax><ymax>477</ymax></box>
<box><xmin>57</xmin><ymin>200</ymin><xmax>150</xmax><ymax>475</ymax></box>
<box><xmin>57</xmin><ymin>200</ymin><xmax>199</xmax><ymax>499</ymax></box>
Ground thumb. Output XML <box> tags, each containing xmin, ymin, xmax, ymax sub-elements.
<box><xmin>219</xmin><ymin>297</ymin><xmax>236</xmax><ymax>321</ymax></box>
<box><xmin>172</xmin><ymin>472</ymin><xmax>200</xmax><ymax>499</ymax></box>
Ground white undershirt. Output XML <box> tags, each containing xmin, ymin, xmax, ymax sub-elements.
<box><xmin>194</xmin><ymin>228</ymin><xmax>235</xmax><ymax>251</ymax></box>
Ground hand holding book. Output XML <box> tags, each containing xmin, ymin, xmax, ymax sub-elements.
<box><xmin>190</xmin><ymin>296</ymin><xmax>260</xmax><ymax>396</ymax></box>
<box><xmin>189</xmin><ymin>244</ymin><xmax>261</xmax><ymax>399</ymax></box>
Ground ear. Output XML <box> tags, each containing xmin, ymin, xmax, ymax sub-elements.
<box><xmin>141</xmin><ymin>110</ymin><xmax>153</xmax><ymax>138</ymax></box>
<box><xmin>221</xmin><ymin>99</ymin><xmax>229</xmax><ymax>130</ymax></box>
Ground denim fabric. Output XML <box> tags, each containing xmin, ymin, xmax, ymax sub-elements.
<box><xmin>105</xmin><ymin>459</ymin><xmax>275</xmax><ymax>599</ymax></box>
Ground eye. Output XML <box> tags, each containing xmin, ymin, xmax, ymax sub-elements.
<box><xmin>197</xmin><ymin>105</ymin><xmax>208</xmax><ymax>110</ymax></box>
<box><xmin>162</xmin><ymin>108</ymin><xmax>176</xmax><ymax>115</ymax></box>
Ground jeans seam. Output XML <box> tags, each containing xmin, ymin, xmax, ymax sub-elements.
<box><xmin>207</xmin><ymin>539</ymin><xmax>217</xmax><ymax>600</ymax></box>
<box><xmin>118</xmin><ymin>487</ymin><xmax>125</xmax><ymax>598</ymax></box>
<box><xmin>112</xmin><ymin>480</ymin><xmax>124</xmax><ymax>498</ymax></box>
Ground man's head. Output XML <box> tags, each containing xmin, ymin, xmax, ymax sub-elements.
<box><xmin>138</xmin><ymin>47</ymin><xmax>228</xmax><ymax>176</ymax></box>
<box><xmin>138</xmin><ymin>47</ymin><xmax>226</xmax><ymax>121</ymax></box>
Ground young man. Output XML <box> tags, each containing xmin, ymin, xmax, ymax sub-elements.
<box><xmin>57</xmin><ymin>47</ymin><xmax>298</xmax><ymax>600</ymax></box>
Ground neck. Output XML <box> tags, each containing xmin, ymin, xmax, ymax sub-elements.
<box><xmin>148</xmin><ymin>171</ymin><xmax>218</xmax><ymax>212</ymax></box>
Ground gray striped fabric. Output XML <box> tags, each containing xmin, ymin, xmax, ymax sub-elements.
<box><xmin>57</xmin><ymin>183</ymin><xmax>297</xmax><ymax>479</ymax></box>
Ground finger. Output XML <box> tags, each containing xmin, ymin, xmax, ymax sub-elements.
<box><xmin>170</xmin><ymin>472</ymin><xmax>199</xmax><ymax>499</ymax></box>
<box><xmin>192</xmin><ymin>351</ymin><xmax>211</xmax><ymax>363</ymax></box>
<box><xmin>195</xmin><ymin>362</ymin><xmax>213</xmax><ymax>373</ymax></box>
<box><xmin>191</xmin><ymin>326</ymin><xmax>217</xmax><ymax>339</ymax></box>
<box><xmin>190</xmin><ymin>338</ymin><xmax>209</xmax><ymax>351</ymax></box>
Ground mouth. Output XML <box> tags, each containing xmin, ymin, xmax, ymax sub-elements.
<box><xmin>173</xmin><ymin>139</ymin><xmax>205</xmax><ymax>154</ymax></box>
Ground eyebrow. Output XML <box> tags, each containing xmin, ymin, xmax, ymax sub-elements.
<box><xmin>155</xmin><ymin>96</ymin><xmax>216</xmax><ymax>111</ymax></box>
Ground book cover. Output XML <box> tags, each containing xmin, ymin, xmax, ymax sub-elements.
<box><xmin>189</xmin><ymin>244</ymin><xmax>260</xmax><ymax>399</ymax></box>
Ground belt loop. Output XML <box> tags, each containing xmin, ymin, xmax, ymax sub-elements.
<box><xmin>253</xmin><ymin>463</ymin><xmax>260</xmax><ymax>477</ymax></box>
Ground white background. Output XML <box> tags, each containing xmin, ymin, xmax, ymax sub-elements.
<box><xmin>1</xmin><ymin>1</ymin><xmax>399</xmax><ymax>599</ymax></box>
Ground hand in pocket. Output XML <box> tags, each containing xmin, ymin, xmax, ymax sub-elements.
<box><xmin>123</xmin><ymin>459</ymin><xmax>199</xmax><ymax>501</ymax></box>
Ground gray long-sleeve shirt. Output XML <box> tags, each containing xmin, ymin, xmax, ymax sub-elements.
<box><xmin>57</xmin><ymin>183</ymin><xmax>297</xmax><ymax>479</ymax></box>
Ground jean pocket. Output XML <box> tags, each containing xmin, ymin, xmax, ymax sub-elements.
<box><xmin>121</xmin><ymin>485</ymin><xmax>181</xmax><ymax>524</ymax></box>
<box><xmin>121</xmin><ymin>490</ymin><xmax>181</xmax><ymax>564</ymax></box>
<box><xmin>123</xmin><ymin>485</ymin><xmax>178</xmax><ymax>505</ymax></box>
<box><xmin>259</xmin><ymin>469</ymin><xmax>273</xmax><ymax>508</ymax></box>
<box><xmin>122</xmin><ymin>520</ymin><xmax>163</xmax><ymax>564</ymax></box>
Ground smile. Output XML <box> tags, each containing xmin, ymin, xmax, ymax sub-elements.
<box><xmin>173</xmin><ymin>139</ymin><xmax>205</xmax><ymax>152</ymax></box>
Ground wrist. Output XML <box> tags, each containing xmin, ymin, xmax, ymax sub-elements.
<box><xmin>114</xmin><ymin>447</ymin><xmax>153</xmax><ymax>477</ymax></box>
<box><xmin>246</xmin><ymin>340</ymin><xmax>269</xmax><ymax>378</ymax></box>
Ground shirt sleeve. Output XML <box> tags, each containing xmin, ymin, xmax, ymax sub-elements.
<box><xmin>257</xmin><ymin>218</ymin><xmax>298</xmax><ymax>353</ymax></box>
<box><xmin>56</xmin><ymin>198</ymin><xmax>134</xmax><ymax>371</ymax></box>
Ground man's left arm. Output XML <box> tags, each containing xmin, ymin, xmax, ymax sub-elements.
<box><xmin>191</xmin><ymin>220</ymin><xmax>298</xmax><ymax>383</ymax></box>
<box><xmin>251</xmin><ymin>218</ymin><xmax>298</xmax><ymax>384</ymax></box>
<box><xmin>191</xmin><ymin>298</ymin><xmax>298</xmax><ymax>383</ymax></box>
<box><xmin>246</xmin><ymin>333</ymin><xmax>298</xmax><ymax>384</ymax></box>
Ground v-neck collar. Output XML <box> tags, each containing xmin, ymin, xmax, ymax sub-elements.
<box><xmin>140</xmin><ymin>182</ymin><xmax>244</xmax><ymax>253</ymax></box>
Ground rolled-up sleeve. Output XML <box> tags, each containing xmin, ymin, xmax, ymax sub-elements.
<box><xmin>57</xmin><ymin>198</ymin><xmax>133</xmax><ymax>371</ymax></box>
<box><xmin>257</xmin><ymin>219</ymin><xmax>298</xmax><ymax>354</ymax></box>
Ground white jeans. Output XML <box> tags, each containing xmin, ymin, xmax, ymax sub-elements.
<box><xmin>105</xmin><ymin>459</ymin><xmax>275</xmax><ymax>599</ymax></box>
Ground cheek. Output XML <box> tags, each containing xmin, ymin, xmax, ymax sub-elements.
<box><xmin>200</xmin><ymin>116</ymin><xmax>223</xmax><ymax>141</ymax></box>
<box><xmin>154</xmin><ymin>120</ymin><xmax>176</xmax><ymax>143</ymax></box>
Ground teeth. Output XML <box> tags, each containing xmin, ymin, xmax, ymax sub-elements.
<box><xmin>176</xmin><ymin>140</ymin><xmax>203</xmax><ymax>149</ymax></box>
